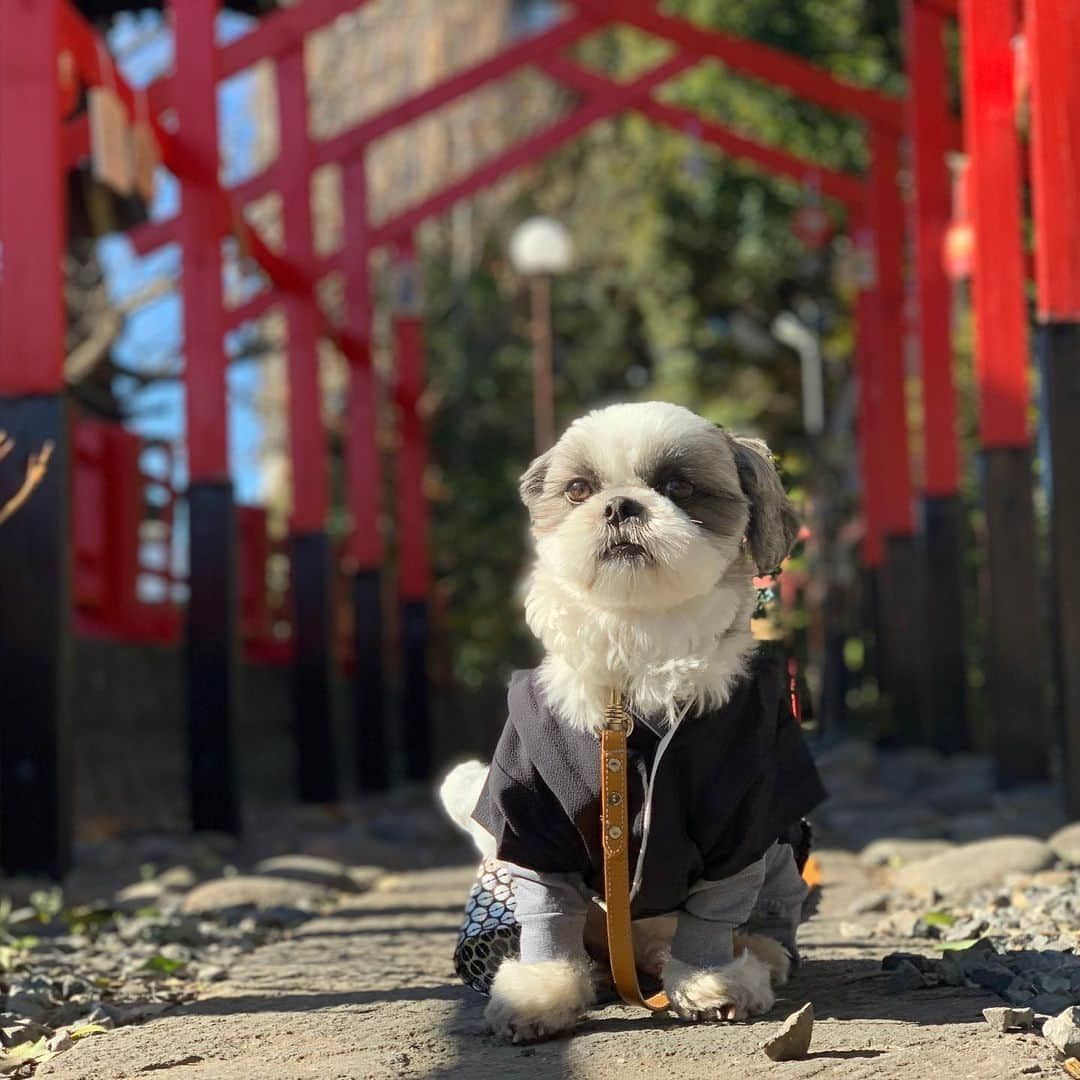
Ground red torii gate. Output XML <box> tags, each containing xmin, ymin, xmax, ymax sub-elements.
<box><xmin>1</xmin><ymin>0</ymin><xmax>1077</xmax><ymax>876</ymax></box>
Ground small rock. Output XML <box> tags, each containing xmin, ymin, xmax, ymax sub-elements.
<box><xmin>180</xmin><ymin>875</ymin><xmax>331</xmax><ymax>916</ymax></box>
<box><xmin>1050</xmin><ymin>823</ymin><xmax>1080</xmax><ymax>866</ymax></box>
<box><xmin>895</xmin><ymin>837</ymin><xmax>1056</xmax><ymax>896</ymax></box>
<box><xmin>4</xmin><ymin>988</ymin><xmax>50</xmax><ymax>1023</ymax></box>
<box><xmin>53</xmin><ymin>976</ymin><xmax>89</xmax><ymax>1002</ymax></box>
<box><xmin>104</xmin><ymin>1001</ymin><xmax>170</xmax><ymax>1026</ymax></box>
<box><xmin>156</xmin><ymin>865</ymin><xmax>198</xmax><ymax>891</ymax></box>
<box><xmin>982</xmin><ymin>1006</ymin><xmax>1035</xmax><ymax>1031</ymax></box>
<box><xmin>889</xmin><ymin>959</ymin><xmax>929</xmax><ymax>992</ymax></box>
<box><xmin>0</xmin><ymin>1017</ymin><xmax>50</xmax><ymax>1048</ymax></box>
<box><xmin>1034</xmin><ymin>970</ymin><xmax>1073</xmax><ymax>995</ymax></box>
<box><xmin>1030</xmin><ymin>993</ymin><xmax>1075</xmax><ymax>1016</ymax></box>
<box><xmin>945</xmin><ymin>917</ymin><xmax>989</xmax><ymax>941</ymax></box>
<box><xmin>46</xmin><ymin>1031</ymin><xmax>73</xmax><ymax>1053</ymax></box>
<box><xmin>762</xmin><ymin>1002</ymin><xmax>813</xmax><ymax>1062</ymax></box>
<box><xmin>937</xmin><ymin>955</ymin><xmax>969</xmax><ymax>987</ymax></box>
<box><xmin>82</xmin><ymin>1005</ymin><xmax>116</xmax><ymax>1031</ymax></box>
<box><xmin>882</xmin><ymin>952</ymin><xmax>939</xmax><ymax>973</ymax></box>
<box><xmin>876</xmin><ymin>909</ymin><xmax>933</xmax><ymax>938</ymax></box>
<box><xmin>969</xmin><ymin>965</ymin><xmax>1016</xmax><ymax>994</ymax></box>
<box><xmin>346</xmin><ymin>865</ymin><xmax>384</xmax><ymax>892</ymax></box>
<box><xmin>114</xmin><ymin>880</ymin><xmax>165</xmax><ymax>912</ymax></box>
<box><xmin>1044</xmin><ymin>1006</ymin><xmax>1080</xmax><ymax>1057</ymax></box>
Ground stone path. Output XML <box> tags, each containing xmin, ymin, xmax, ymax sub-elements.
<box><xmin>35</xmin><ymin>850</ymin><xmax>1062</xmax><ymax>1080</ymax></box>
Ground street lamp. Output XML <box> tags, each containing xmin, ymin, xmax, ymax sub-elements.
<box><xmin>509</xmin><ymin>216</ymin><xmax>572</xmax><ymax>452</ymax></box>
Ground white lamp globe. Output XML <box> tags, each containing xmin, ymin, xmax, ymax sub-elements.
<box><xmin>509</xmin><ymin>216</ymin><xmax>573</xmax><ymax>276</ymax></box>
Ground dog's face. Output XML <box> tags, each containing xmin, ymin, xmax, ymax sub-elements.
<box><xmin>520</xmin><ymin>402</ymin><xmax>798</xmax><ymax>610</ymax></box>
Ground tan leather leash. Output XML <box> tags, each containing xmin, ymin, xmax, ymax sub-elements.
<box><xmin>601</xmin><ymin>689</ymin><xmax>670</xmax><ymax>1011</ymax></box>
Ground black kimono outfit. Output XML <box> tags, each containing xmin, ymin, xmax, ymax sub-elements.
<box><xmin>473</xmin><ymin>648</ymin><xmax>826</xmax><ymax>919</ymax></box>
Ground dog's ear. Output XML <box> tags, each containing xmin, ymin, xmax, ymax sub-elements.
<box><xmin>519</xmin><ymin>448</ymin><xmax>553</xmax><ymax>508</ymax></box>
<box><xmin>728</xmin><ymin>435</ymin><xmax>799</xmax><ymax>574</ymax></box>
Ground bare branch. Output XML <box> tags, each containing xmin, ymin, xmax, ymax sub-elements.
<box><xmin>0</xmin><ymin>440</ymin><xmax>55</xmax><ymax>527</ymax></box>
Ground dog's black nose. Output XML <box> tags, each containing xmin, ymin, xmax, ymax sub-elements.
<box><xmin>604</xmin><ymin>496</ymin><xmax>645</xmax><ymax>525</ymax></box>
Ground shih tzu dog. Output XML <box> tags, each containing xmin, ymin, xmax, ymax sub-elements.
<box><xmin>441</xmin><ymin>401</ymin><xmax>825</xmax><ymax>1042</ymax></box>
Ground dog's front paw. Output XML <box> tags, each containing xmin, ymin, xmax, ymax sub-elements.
<box><xmin>663</xmin><ymin>952</ymin><xmax>775</xmax><ymax>1023</ymax></box>
<box><xmin>485</xmin><ymin>959</ymin><xmax>594</xmax><ymax>1043</ymax></box>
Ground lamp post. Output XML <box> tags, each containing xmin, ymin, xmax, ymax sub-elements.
<box><xmin>509</xmin><ymin>216</ymin><xmax>572</xmax><ymax>453</ymax></box>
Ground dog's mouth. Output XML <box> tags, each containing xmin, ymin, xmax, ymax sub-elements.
<box><xmin>600</xmin><ymin>540</ymin><xmax>652</xmax><ymax>564</ymax></box>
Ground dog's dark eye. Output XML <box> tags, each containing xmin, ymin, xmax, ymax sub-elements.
<box><xmin>565</xmin><ymin>478</ymin><xmax>593</xmax><ymax>504</ymax></box>
<box><xmin>663</xmin><ymin>477</ymin><xmax>694</xmax><ymax>500</ymax></box>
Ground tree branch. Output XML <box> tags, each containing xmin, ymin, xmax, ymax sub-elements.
<box><xmin>0</xmin><ymin>437</ymin><xmax>55</xmax><ymax>527</ymax></box>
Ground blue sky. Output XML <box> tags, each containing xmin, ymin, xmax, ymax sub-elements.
<box><xmin>101</xmin><ymin>9</ymin><xmax>267</xmax><ymax>504</ymax></box>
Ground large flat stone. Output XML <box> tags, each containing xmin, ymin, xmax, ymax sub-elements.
<box><xmin>253</xmin><ymin>855</ymin><xmax>357</xmax><ymax>892</ymax></box>
<box><xmin>894</xmin><ymin>837</ymin><xmax>1056</xmax><ymax>895</ymax></box>
<box><xmin>180</xmin><ymin>876</ymin><xmax>331</xmax><ymax>916</ymax></box>
<box><xmin>1049</xmin><ymin>822</ymin><xmax>1080</xmax><ymax>865</ymax></box>
<box><xmin>860</xmin><ymin>838</ymin><xmax>955</xmax><ymax>869</ymax></box>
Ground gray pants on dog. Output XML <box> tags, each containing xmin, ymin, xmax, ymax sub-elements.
<box><xmin>512</xmin><ymin>841</ymin><xmax>807</xmax><ymax>970</ymax></box>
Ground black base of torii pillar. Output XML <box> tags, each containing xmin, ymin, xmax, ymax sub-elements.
<box><xmin>1038</xmin><ymin>323</ymin><xmax>1080</xmax><ymax>816</ymax></box>
<box><xmin>186</xmin><ymin>480</ymin><xmax>241</xmax><ymax>835</ymax></box>
<box><xmin>981</xmin><ymin>447</ymin><xmax>1048</xmax><ymax>789</ymax></box>
<box><xmin>0</xmin><ymin>395</ymin><xmax>72</xmax><ymax>878</ymax></box>
<box><xmin>352</xmin><ymin>568</ymin><xmax>390</xmax><ymax>791</ymax></box>
<box><xmin>401</xmin><ymin>599</ymin><xmax>431</xmax><ymax>782</ymax></box>
<box><xmin>291</xmin><ymin>531</ymin><xmax>339</xmax><ymax>803</ymax></box>
<box><xmin>920</xmin><ymin>495</ymin><xmax>970</xmax><ymax>753</ymax></box>
<box><xmin>877</xmin><ymin>533</ymin><xmax>930</xmax><ymax>746</ymax></box>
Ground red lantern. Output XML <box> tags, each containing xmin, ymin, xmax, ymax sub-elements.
<box><xmin>943</xmin><ymin>154</ymin><xmax>974</xmax><ymax>281</ymax></box>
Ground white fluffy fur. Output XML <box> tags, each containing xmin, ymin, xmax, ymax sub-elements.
<box><xmin>438</xmin><ymin>760</ymin><xmax>496</xmax><ymax>859</ymax></box>
<box><xmin>664</xmin><ymin>948</ymin><xmax>776</xmax><ymax>1022</ymax></box>
<box><xmin>485</xmin><ymin>959</ymin><xmax>594</xmax><ymax>1042</ymax></box>
<box><xmin>526</xmin><ymin>558</ymin><xmax>757</xmax><ymax>732</ymax></box>
<box><xmin>524</xmin><ymin>402</ymin><xmax>761</xmax><ymax>731</ymax></box>
<box><xmin>734</xmin><ymin>931</ymin><xmax>791</xmax><ymax>987</ymax></box>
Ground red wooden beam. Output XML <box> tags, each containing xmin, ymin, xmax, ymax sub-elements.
<box><xmin>917</xmin><ymin>0</ymin><xmax>958</xmax><ymax>17</ymax></box>
<box><xmin>0</xmin><ymin>0</ymin><xmax>66</xmax><ymax>395</ymax></box>
<box><xmin>147</xmin><ymin>0</ymin><xmax>381</xmax><ymax>117</ymax></box>
<box><xmin>342</xmin><ymin>158</ymin><xmax>383</xmax><ymax>569</ymax></box>
<box><xmin>569</xmin><ymin>0</ymin><xmax>906</xmax><ymax>132</ymax></box>
<box><xmin>540</xmin><ymin>55</ymin><xmax>864</xmax><ymax>209</ymax></box>
<box><xmin>173</xmin><ymin>0</ymin><xmax>229</xmax><ymax>481</ymax></box>
<box><xmin>905</xmin><ymin>1</ymin><xmax>960</xmax><ymax>495</ymax></box>
<box><xmin>330</xmin><ymin>53</ymin><xmax>695</xmax><ymax>262</ymax></box>
<box><xmin>960</xmin><ymin>0</ymin><xmax>1031</xmax><ymax>447</ymax></box>
<box><xmin>853</xmin><ymin>241</ymin><xmax>886</xmax><ymax>568</ymax></box>
<box><xmin>135</xmin><ymin>11</ymin><xmax>603</xmax><ymax>250</ymax></box>
<box><xmin>868</xmin><ymin>129</ymin><xmax>915</xmax><ymax>535</ymax></box>
<box><xmin>224</xmin><ymin>288</ymin><xmax>276</xmax><ymax>332</ymax></box>
<box><xmin>1026</xmin><ymin>0</ymin><xmax>1080</xmax><ymax>320</ymax></box>
<box><xmin>276</xmin><ymin>47</ymin><xmax>329</xmax><ymax>534</ymax></box>
<box><xmin>312</xmin><ymin>13</ymin><xmax>602</xmax><ymax>172</ymax></box>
